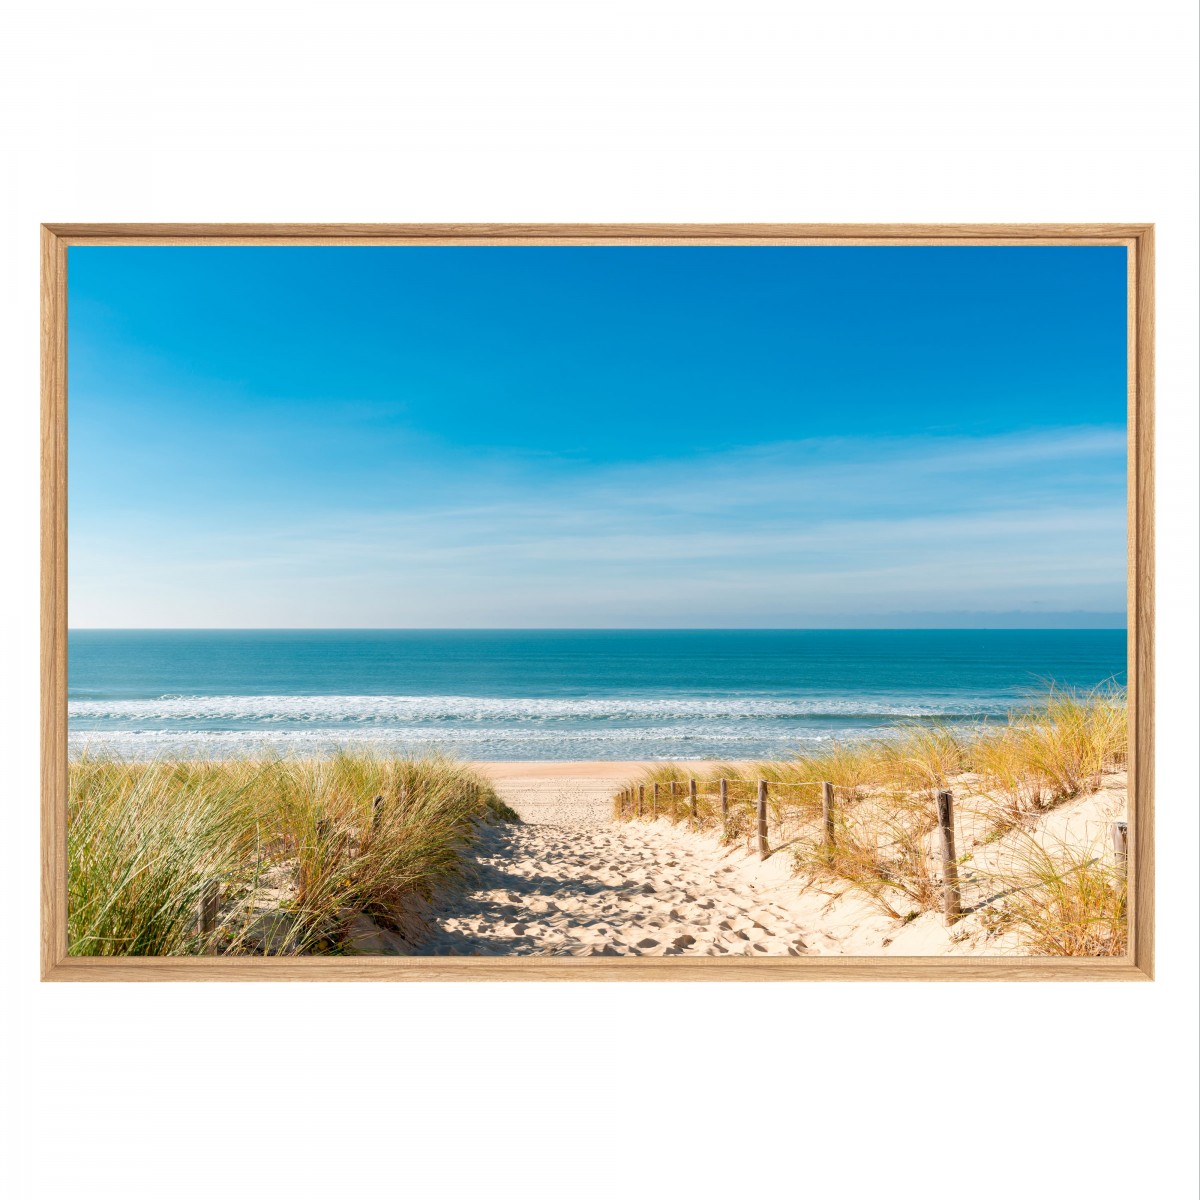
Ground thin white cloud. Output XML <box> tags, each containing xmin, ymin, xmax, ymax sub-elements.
<box><xmin>70</xmin><ymin>425</ymin><xmax>1126</xmax><ymax>627</ymax></box>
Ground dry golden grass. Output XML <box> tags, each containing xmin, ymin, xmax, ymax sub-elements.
<box><xmin>973</xmin><ymin>688</ymin><xmax>1127</xmax><ymax>816</ymax></box>
<box><xmin>976</xmin><ymin>831</ymin><xmax>1129</xmax><ymax>956</ymax></box>
<box><xmin>793</xmin><ymin>792</ymin><xmax>943</xmax><ymax>918</ymax></box>
<box><xmin>613</xmin><ymin>688</ymin><xmax>1128</xmax><ymax>952</ymax></box>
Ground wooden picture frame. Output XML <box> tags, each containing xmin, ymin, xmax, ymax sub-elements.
<box><xmin>40</xmin><ymin>223</ymin><xmax>1154</xmax><ymax>981</ymax></box>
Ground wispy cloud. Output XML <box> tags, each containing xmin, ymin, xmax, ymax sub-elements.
<box><xmin>70</xmin><ymin>426</ymin><xmax>1126</xmax><ymax>627</ymax></box>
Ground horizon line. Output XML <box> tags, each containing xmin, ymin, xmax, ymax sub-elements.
<box><xmin>67</xmin><ymin>625</ymin><xmax>1129</xmax><ymax>632</ymax></box>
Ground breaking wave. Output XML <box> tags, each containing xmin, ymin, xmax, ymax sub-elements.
<box><xmin>68</xmin><ymin>693</ymin><xmax>1006</xmax><ymax>724</ymax></box>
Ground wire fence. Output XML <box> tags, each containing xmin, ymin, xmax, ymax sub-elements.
<box><xmin>613</xmin><ymin>775</ymin><xmax>1129</xmax><ymax>939</ymax></box>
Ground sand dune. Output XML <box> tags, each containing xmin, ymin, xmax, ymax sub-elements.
<box><xmin>419</xmin><ymin>762</ymin><xmax>950</xmax><ymax>956</ymax></box>
<box><xmin>416</xmin><ymin>761</ymin><xmax>1127</xmax><ymax>957</ymax></box>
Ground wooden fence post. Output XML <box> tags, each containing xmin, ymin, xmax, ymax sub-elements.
<box><xmin>821</xmin><ymin>781</ymin><xmax>835</xmax><ymax>852</ymax></box>
<box><xmin>1112</xmin><ymin>821</ymin><xmax>1128</xmax><ymax>876</ymax></box>
<box><xmin>637</xmin><ymin>785</ymin><xmax>645</xmax><ymax>818</ymax></box>
<box><xmin>196</xmin><ymin>877</ymin><xmax>220</xmax><ymax>939</ymax></box>
<box><xmin>756</xmin><ymin>780</ymin><xmax>769</xmax><ymax>860</ymax></box>
<box><xmin>689</xmin><ymin>778</ymin><xmax>698</xmax><ymax>824</ymax></box>
<box><xmin>936</xmin><ymin>790</ymin><xmax>962</xmax><ymax>924</ymax></box>
<box><xmin>719</xmin><ymin>778</ymin><xmax>728</xmax><ymax>820</ymax></box>
<box><xmin>652</xmin><ymin>781</ymin><xmax>659</xmax><ymax>816</ymax></box>
<box><xmin>372</xmin><ymin>794</ymin><xmax>384</xmax><ymax>832</ymax></box>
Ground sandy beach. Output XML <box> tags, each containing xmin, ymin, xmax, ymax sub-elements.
<box><xmin>67</xmin><ymin>737</ymin><xmax>1126</xmax><ymax>959</ymax></box>
<box><xmin>419</xmin><ymin>760</ymin><xmax>809</xmax><ymax>955</ymax></box>
<box><xmin>415</xmin><ymin>759</ymin><xmax>1128</xmax><ymax>957</ymax></box>
<box><xmin>472</xmin><ymin>760</ymin><xmax>728</xmax><ymax>825</ymax></box>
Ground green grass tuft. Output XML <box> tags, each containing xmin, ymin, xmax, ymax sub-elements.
<box><xmin>68</xmin><ymin>752</ymin><xmax>513</xmax><ymax>956</ymax></box>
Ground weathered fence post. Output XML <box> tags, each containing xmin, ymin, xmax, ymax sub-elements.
<box><xmin>689</xmin><ymin>778</ymin><xmax>698</xmax><ymax>824</ymax></box>
<box><xmin>196</xmin><ymin>877</ymin><xmax>220</xmax><ymax>940</ymax></box>
<box><xmin>821</xmin><ymin>781</ymin><xmax>836</xmax><ymax>852</ymax></box>
<box><xmin>652</xmin><ymin>781</ymin><xmax>659</xmax><ymax>817</ymax></box>
<box><xmin>372</xmin><ymin>794</ymin><xmax>385</xmax><ymax>832</ymax></box>
<box><xmin>935</xmin><ymin>789</ymin><xmax>962</xmax><ymax>924</ymax></box>
<box><xmin>637</xmin><ymin>785</ymin><xmax>645</xmax><ymax>819</ymax></box>
<box><xmin>1112</xmin><ymin>820</ymin><xmax>1128</xmax><ymax>876</ymax></box>
<box><xmin>719</xmin><ymin>778</ymin><xmax>728</xmax><ymax>821</ymax></box>
<box><xmin>756</xmin><ymin>780</ymin><xmax>769</xmax><ymax>860</ymax></box>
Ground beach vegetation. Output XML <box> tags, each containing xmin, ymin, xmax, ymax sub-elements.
<box><xmin>614</xmin><ymin>687</ymin><xmax>1128</xmax><ymax>954</ymax></box>
<box><xmin>978</xmin><ymin>831</ymin><xmax>1128</xmax><ymax>956</ymax></box>
<box><xmin>67</xmin><ymin>753</ymin><xmax>513</xmax><ymax>956</ymax></box>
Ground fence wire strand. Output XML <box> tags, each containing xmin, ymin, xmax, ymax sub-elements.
<box><xmin>611</xmin><ymin>770</ymin><xmax>1128</xmax><ymax>953</ymax></box>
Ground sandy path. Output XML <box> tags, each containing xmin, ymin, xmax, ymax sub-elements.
<box><xmin>472</xmin><ymin>762</ymin><xmax>629</xmax><ymax>826</ymax></box>
<box><xmin>413</xmin><ymin>760</ymin><xmax>1118</xmax><ymax>958</ymax></box>
<box><xmin>473</xmin><ymin>760</ymin><xmax>729</xmax><ymax>826</ymax></box>
<box><xmin>419</xmin><ymin>763</ymin><xmax>812</xmax><ymax>956</ymax></box>
<box><xmin>418</xmin><ymin>820</ymin><xmax>813</xmax><ymax>956</ymax></box>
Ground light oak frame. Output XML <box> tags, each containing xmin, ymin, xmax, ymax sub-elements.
<box><xmin>41</xmin><ymin>223</ymin><xmax>1154</xmax><ymax>981</ymax></box>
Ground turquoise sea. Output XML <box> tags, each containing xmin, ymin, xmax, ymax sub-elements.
<box><xmin>67</xmin><ymin>629</ymin><xmax>1126</xmax><ymax>761</ymax></box>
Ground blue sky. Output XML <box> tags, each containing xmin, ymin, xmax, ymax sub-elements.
<box><xmin>68</xmin><ymin>245</ymin><xmax>1127</xmax><ymax>628</ymax></box>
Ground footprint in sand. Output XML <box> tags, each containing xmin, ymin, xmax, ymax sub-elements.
<box><xmin>416</xmin><ymin>789</ymin><xmax>819</xmax><ymax>957</ymax></box>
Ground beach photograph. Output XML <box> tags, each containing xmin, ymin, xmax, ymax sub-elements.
<box><xmin>13</xmin><ymin>3</ymin><xmax>1195</xmax><ymax>1196</ymax></box>
<box><xmin>65</xmin><ymin>241</ymin><xmax>1132</xmax><ymax>961</ymax></box>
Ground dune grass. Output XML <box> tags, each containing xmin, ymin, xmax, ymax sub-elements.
<box><xmin>68</xmin><ymin>758</ymin><xmax>260</xmax><ymax>956</ymax></box>
<box><xmin>68</xmin><ymin>752</ymin><xmax>515</xmax><ymax>956</ymax></box>
<box><xmin>972</xmin><ymin>688</ymin><xmax>1127</xmax><ymax>816</ymax></box>
<box><xmin>977</xmin><ymin>830</ymin><xmax>1128</xmax><ymax>956</ymax></box>
<box><xmin>613</xmin><ymin>687</ymin><xmax>1128</xmax><ymax>952</ymax></box>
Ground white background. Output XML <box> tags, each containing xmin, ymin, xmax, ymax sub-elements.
<box><xmin>1</xmin><ymin>3</ymin><xmax>1196</xmax><ymax>1197</ymax></box>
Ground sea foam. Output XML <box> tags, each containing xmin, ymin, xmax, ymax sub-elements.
<box><xmin>68</xmin><ymin>693</ymin><xmax>1003</xmax><ymax>723</ymax></box>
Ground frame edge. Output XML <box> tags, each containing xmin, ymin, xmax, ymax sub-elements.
<box><xmin>41</xmin><ymin>224</ymin><xmax>69</xmax><ymax>979</ymax></box>
<box><xmin>1131</xmin><ymin>225</ymin><xmax>1155</xmax><ymax>980</ymax></box>
<box><xmin>39</xmin><ymin>222</ymin><xmax>1155</xmax><ymax>982</ymax></box>
<box><xmin>44</xmin><ymin>221</ymin><xmax>1156</xmax><ymax>242</ymax></box>
<box><xmin>41</xmin><ymin>956</ymin><xmax>1153</xmax><ymax>983</ymax></box>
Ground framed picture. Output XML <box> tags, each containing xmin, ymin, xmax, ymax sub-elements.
<box><xmin>40</xmin><ymin>223</ymin><xmax>1153</xmax><ymax>980</ymax></box>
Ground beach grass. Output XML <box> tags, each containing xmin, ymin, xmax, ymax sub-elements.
<box><xmin>67</xmin><ymin>753</ymin><xmax>514</xmax><ymax>956</ymax></box>
<box><xmin>978</xmin><ymin>830</ymin><xmax>1128</xmax><ymax>956</ymax></box>
<box><xmin>614</xmin><ymin>687</ymin><xmax>1129</xmax><ymax>953</ymax></box>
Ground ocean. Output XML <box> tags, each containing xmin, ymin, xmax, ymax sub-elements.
<box><xmin>66</xmin><ymin>629</ymin><xmax>1127</xmax><ymax>761</ymax></box>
